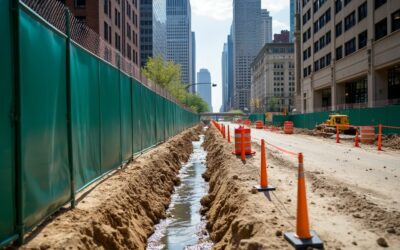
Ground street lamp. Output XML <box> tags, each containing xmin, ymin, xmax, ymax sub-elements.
<box><xmin>185</xmin><ymin>82</ymin><xmax>217</xmax><ymax>91</ymax></box>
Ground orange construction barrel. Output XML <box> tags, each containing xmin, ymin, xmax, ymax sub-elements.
<box><xmin>234</xmin><ymin>126</ymin><xmax>253</xmax><ymax>155</ymax></box>
<box><xmin>255</xmin><ymin>120</ymin><xmax>264</xmax><ymax>129</ymax></box>
<box><xmin>360</xmin><ymin>126</ymin><xmax>375</xmax><ymax>144</ymax></box>
<box><xmin>284</xmin><ymin>121</ymin><xmax>294</xmax><ymax>134</ymax></box>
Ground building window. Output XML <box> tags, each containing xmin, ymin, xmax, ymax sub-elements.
<box><xmin>326</xmin><ymin>31</ymin><xmax>331</xmax><ymax>44</ymax></box>
<box><xmin>345</xmin><ymin>78</ymin><xmax>367</xmax><ymax>104</ymax></box>
<box><xmin>74</xmin><ymin>0</ymin><xmax>86</xmax><ymax>8</ymax></box>
<box><xmin>314</xmin><ymin>40</ymin><xmax>319</xmax><ymax>53</ymax></box>
<box><xmin>388</xmin><ymin>65</ymin><xmax>400</xmax><ymax>99</ymax></box>
<box><xmin>344</xmin><ymin>11</ymin><xmax>356</xmax><ymax>31</ymax></box>
<box><xmin>375</xmin><ymin>0</ymin><xmax>386</xmax><ymax>10</ymax></box>
<box><xmin>104</xmin><ymin>0</ymin><xmax>108</xmax><ymax>15</ymax></box>
<box><xmin>345</xmin><ymin>38</ymin><xmax>356</xmax><ymax>56</ymax></box>
<box><xmin>392</xmin><ymin>9</ymin><xmax>400</xmax><ymax>32</ymax></box>
<box><xmin>344</xmin><ymin>0</ymin><xmax>352</xmax><ymax>6</ymax></box>
<box><xmin>303</xmin><ymin>9</ymin><xmax>311</xmax><ymax>25</ymax></box>
<box><xmin>335</xmin><ymin>22</ymin><xmax>342</xmax><ymax>37</ymax></box>
<box><xmin>314</xmin><ymin>61</ymin><xmax>319</xmax><ymax>71</ymax></box>
<box><xmin>335</xmin><ymin>0</ymin><xmax>342</xmax><ymax>14</ymax></box>
<box><xmin>104</xmin><ymin>21</ymin><xmax>108</xmax><ymax>41</ymax></box>
<box><xmin>375</xmin><ymin>18</ymin><xmax>387</xmax><ymax>40</ymax></box>
<box><xmin>358</xmin><ymin>30</ymin><xmax>367</xmax><ymax>49</ymax></box>
<box><xmin>326</xmin><ymin>53</ymin><xmax>331</xmax><ymax>66</ymax></box>
<box><xmin>358</xmin><ymin>2</ymin><xmax>367</xmax><ymax>22</ymax></box>
<box><xmin>336</xmin><ymin>46</ymin><xmax>343</xmax><ymax>60</ymax></box>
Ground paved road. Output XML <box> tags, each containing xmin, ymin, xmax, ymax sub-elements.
<box><xmin>224</xmin><ymin>122</ymin><xmax>400</xmax><ymax>208</ymax></box>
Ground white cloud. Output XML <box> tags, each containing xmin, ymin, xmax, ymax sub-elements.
<box><xmin>273</xmin><ymin>19</ymin><xmax>290</xmax><ymax>33</ymax></box>
<box><xmin>191</xmin><ymin>0</ymin><xmax>232</xmax><ymax>21</ymax></box>
<box><xmin>262</xmin><ymin>0</ymin><xmax>290</xmax><ymax>12</ymax></box>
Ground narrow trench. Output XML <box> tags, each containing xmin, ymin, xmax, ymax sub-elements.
<box><xmin>147</xmin><ymin>130</ymin><xmax>213</xmax><ymax>250</ymax></box>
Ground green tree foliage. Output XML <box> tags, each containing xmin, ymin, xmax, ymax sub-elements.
<box><xmin>142</xmin><ymin>56</ymin><xmax>209</xmax><ymax>113</ymax></box>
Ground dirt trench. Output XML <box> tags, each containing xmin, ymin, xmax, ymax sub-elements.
<box><xmin>22</xmin><ymin>125</ymin><xmax>202</xmax><ymax>250</ymax></box>
<box><xmin>201</xmin><ymin>125</ymin><xmax>400</xmax><ymax>249</ymax></box>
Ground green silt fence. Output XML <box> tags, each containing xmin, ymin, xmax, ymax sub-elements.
<box><xmin>0</xmin><ymin>1</ymin><xmax>199</xmax><ymax>246</ymax></box>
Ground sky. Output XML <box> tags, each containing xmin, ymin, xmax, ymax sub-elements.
<box><xmin>191</xmin><ymin>0</ymin><xmax>290</xmax><ymax>112</ymax></box>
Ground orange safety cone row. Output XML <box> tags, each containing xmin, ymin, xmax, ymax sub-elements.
<box><xmin>378</xmin><ymin>124</ymin><xmax>382</xmax><ymax>151</ymax></box>
<box><xmin>284</xmin><ymin>153</ymin><xmax>323</xmax><ymax>249</ymax></box>
<box><xmin>354</xmin><ymin>130</ymin><xmax>360</xmax><ymax>148</ymax></box>
<box><xmin>254</xmin><ymin>139</ymin><xmax>275</xmax><ymax>191</ymax></box>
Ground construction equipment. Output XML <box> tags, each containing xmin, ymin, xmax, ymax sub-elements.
<box><xmin>315</xmin><ymin>114</ymin><xmax>356</xmax><ymax>135</ymax></box>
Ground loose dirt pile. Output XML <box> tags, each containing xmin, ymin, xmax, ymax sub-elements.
<box><xmin>22</xmin><ymin>125</ymin><xmax>202</xmax><ymax>250</ymax></box>
<box><xmin>382</xmin><ymin>134</ymin><xmax>400</xmax><ymax>150</ymax></box>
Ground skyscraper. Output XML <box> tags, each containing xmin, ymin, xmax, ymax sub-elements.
<box><xmin>261</xmin><ymin>9</ymin><xmax>273</xmax><ymax>44</ymax></box>
<box><xmin>221</xmin><ymin>43</ymin><xmax>228</xmax><ymax>112</ymax></box>
<box><xmin>191</xmin><ymin>31</ymin><xmax>196</xmax><ymax>92</ymax></box>
<box><xmin>140</xmin><ymin>0</ymin><xmax>167</xmax><ymax>67</ymax></box>
<box><xmin>227</xmin><ymin>30</ymin><xmax>234</xmax><ymax>111</ymax></box>
<box><xmin>197</xmin><ymin>69</ymin><xmax>212</xmax><ymax>112</ymax></box>
<box><xmin>290</xmin><ymin>0</ymin><xmax>295</xmax><ymax>42</ymax></box>
<box><xmin>166</xmin><ymin>0</ymin><xmax>193</xmax><ymax>91</ymax></box>
<box><xmin>233</xmin><ymin>0</ymin><xmax>262</xmax><ymax>110</ymax></box>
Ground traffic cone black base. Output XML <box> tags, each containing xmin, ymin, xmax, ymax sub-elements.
<box><xmin>284</xmin><ymin>230</ymin><xmax>323</xmax><ymax>250</ymax></box>
<box><xmin>254</xmin><ymin>185</ymin><xmax>276</xmax><ymax>192</ymax></box>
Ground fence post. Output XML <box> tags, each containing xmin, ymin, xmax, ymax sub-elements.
<box><xmin>378</xmin><ymin>124</ymin><xmax>382</xmax><ymax>151</ymax></box>
<box><xmin>64</xmin><ymin>8</ymin><xmax>76</xmax><ymax>209</ymax></box>
<box><xmin>11</xmin><ymin>0</ymin><xmax>25</xmax><ymax>244</ymax></box>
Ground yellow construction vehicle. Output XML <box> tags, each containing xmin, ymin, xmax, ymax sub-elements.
<box><xmin>315</xmin><ymin>114</ymin><xmax>356</xmax><ymax>135</ymax></box>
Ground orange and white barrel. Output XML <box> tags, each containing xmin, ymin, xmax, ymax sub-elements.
<box><xmin>255</xmin><ymin>120</ymin><xmax>264</xmax><ymax>129</ymax></box>
<box><xmin>360</xmin><ymin>126</ymin><xmax>375</xmax><ymax>144</ymax></box>
<box><xmin>284</xmin><ymin>121</ymin><xmax>294</xmax><ymax>134</ymax></box>
<box><xmin>234</xmin><ymin>127</ymin><xmax>252</xmax><ymax>155</ymax></box>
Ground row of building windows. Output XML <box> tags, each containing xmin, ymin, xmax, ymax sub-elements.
<box><xmin>313</xmin><ymin>0</ymin><xmax>327</xmax><ymax>14</ymax></box>
<box><xmin>314</xmin><ymin>31</ymin><xmax>331</xmax><ymax>53</ymax></box>
<box><xmin>303</xmin><ymin>9</ymin><xmax>311</xmax><ymax>25</ymax></box>
<box><xmin>314</xmin><ymin>8</ymin><xmax>331</xmax><ymax>34</ymax></box>
<box><xmin>314</xmin><ymin>52</ymin><xmax>331</xmax><ymax>72</ymax></box>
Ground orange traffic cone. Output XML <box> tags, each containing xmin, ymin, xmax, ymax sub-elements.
<box><xmin>284</xmin><ymin>153</ymin><xmax>323</xmax><ymax>249</ymax></box>
<box><xmin>227</xmin><ymin>125</ymin><xmax>231</xmax><ymax>143</ymax></box>
<box><xmin>254</xmin><ymin>139</ymin><xmax>275</xmax><ymax>191</ymax></box>
<box><xmin>354</xmin><ymin>130</ymin><xmax>360</xmax><ymax>148</ymax></box>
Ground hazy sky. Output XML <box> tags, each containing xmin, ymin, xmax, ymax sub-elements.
<box><xmin>191</xmin><ymin>0</ymin><xmax>290</xmax><ymax>111</ymax></box>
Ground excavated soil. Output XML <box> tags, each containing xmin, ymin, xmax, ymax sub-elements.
<box><xmin>22</xmin><ymin>125</ymin><xmax>202</xmax><ymax>250</ymax></box>
<box><xmin>202</xmin><ymin>125</ymin><xmax>400</xmax><ymax>249</ymax></box>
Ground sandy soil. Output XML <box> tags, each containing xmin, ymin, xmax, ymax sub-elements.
<box><xmin>203</xmin><ymin>124</ymin><xmax>400</xmax><ymax>249</ymax></box>
<box><xmin>21</xmin><ymin>125</ymin><xmax>202</xmax><ymax>250</ymax></box>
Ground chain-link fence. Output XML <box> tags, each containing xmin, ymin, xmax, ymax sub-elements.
<box><xmin>21</xmin><ymin>0</ymin><xmax>187</xmax><ymax>111</ymax></box>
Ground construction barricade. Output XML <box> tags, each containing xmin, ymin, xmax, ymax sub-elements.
<box><xmin>255</xmin><ymin>120</ymin><xmax>264</xmax><ymax>129</ymax></box>
<box><xmin>233</xmin><ymin>126</ymin><xmax>255</xmax><ymax>156</ymax></box>
<box><xmin>284</xmin><ymin>121</ymin><xmax>294</xmax><ymax>134</ymax></box>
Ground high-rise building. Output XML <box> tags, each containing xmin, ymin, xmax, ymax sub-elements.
<box><xmin>191</xmin><ymin>31</ymin><xmax>196</xmax><ymax>92</ymax></box>
<box><xmin>197</xmin><ymin>69</ymin><xmax>213</xmax><ymax>111</ymax></box>
<box><xmin>140</xmin><ymin>0</ymin><xmax>167</xmax><ymax>67</ymax></box>
<box><xmin>63</xmin><ymin>0</ymin><xmax>140</xmax><ymax>66</ymax></box>
<box><xmin>296</xmin><ymin>0</ymin><xmax>400</xmax><ymax>113</ymax></box>
<box><xmin>227</xmin><ymin>29</ymin><xmax>234</xmax><ymax>111</ymax></box>
<box><xmin>251</xmin><ymin>43</ymin><xmax>295</xmax><ymax>113</ymax></box>
<box><xmin>233</xmin><ymin>0</ymin><xmax>262</xmax><ymax>111</ymax></box>
<box><xmin>274</xmin><ymin>30</ymin><xmax>290</xmax><ymax>43</ymax></box>
<box><xmin>261</xmin><ymin>9</ymin><xmax>273</xmax><ymax>44</ymax></box>
<box><xmin>166</xmin><ymin>0</ymin><xmax>193</xmax><ymax>90</ymax></box>
<box><xmin>290</xmin><ymin>0</ymin><xmax>295</xmax><ymax>42</ymax></box>
<box><xmin>222</xmin><ymin>43</ymin><xmax>228</xmax><ymax>112</ymax></box>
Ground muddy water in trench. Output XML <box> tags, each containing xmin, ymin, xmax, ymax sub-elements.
<box><xmin>147</xmin><ymin>134</ymin><xmax>213</xmax><ymax>250</ymax></box>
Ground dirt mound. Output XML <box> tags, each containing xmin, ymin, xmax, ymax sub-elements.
<box><xmin>202</xmin><ymin>126</ymin><xmax>292</xmax><ymax>249</ymax></box>
<box><xmin>22</xmin><ymin>125</ymin><xmax>202</xmax><ymax>250</ymax></box>
<box><xmin>382</xmin><ymin>134</ymin><xmax>400</xmax><ymax>150</ymax></box>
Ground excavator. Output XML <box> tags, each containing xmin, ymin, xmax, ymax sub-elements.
<box><xmin>315</xmin><ymin>114</ymin><xmax>357</xmax><ymax>135</ymax></box>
